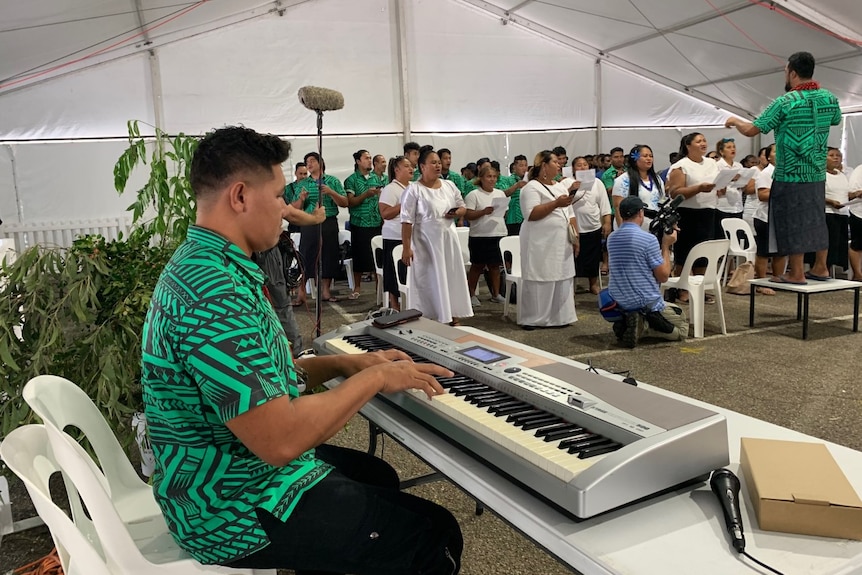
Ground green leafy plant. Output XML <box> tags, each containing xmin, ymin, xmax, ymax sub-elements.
<box><xmin>0</xmin><ymin>121</ymin><xmax>199</xmax><ymax>449</ymax></box>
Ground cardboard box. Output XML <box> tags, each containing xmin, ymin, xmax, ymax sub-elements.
<box><xmin>740</xmin><ymin>437</ymin><xmax>862</xmax><ymax>540</ymax></box>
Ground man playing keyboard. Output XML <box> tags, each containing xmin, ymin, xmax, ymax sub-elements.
<box><xmin>141</xmin><ymin>126</ymin><xmax>463</xmax><ymax>575</ymax></box>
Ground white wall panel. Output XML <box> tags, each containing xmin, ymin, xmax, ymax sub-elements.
<box><xmin>158</xmin><ymin>0</ymin><xmax>400</xmax><ymax>136</ymax></box>
<box><xmin>407</xmin><ymin>0</ymin><xmax>597</xmax><ymax>132</ymax></box>
<box><xmin>845</xmin><ymin>114</ymin><xmax>862</xmax><ymax>169</ymax></box>
<box><xmin>11</xmin><ymin>141</ymin><xmax>149</xmax><ymax>222</ymax></box>
<box><xmin>0</xmin><ymin>54</ymin><xmax>155</xmax><ymax>140</ymax></box>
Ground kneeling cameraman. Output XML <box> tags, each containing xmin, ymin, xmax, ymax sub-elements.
<box><xmin>606</xmin><ymin>196</ymin><xmax>687</xmax><ymax>348</ymax></box>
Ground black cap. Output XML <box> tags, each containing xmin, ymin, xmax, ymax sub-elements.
<box><xmin>619</xmin><ymin>196</ymin><xmax>648</xmax><ymax>219</ymax></box>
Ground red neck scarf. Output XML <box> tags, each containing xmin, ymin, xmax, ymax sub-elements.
<box><xmin>793</xmin><ymin>81</ymin><xmax>820</xmax><ymax>91</ymax></box>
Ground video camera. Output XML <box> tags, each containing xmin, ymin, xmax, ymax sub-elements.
<box><xmin>644</xmin><ymin>195</ymin><xmax>683</xmax><ymax>242</ymax></box>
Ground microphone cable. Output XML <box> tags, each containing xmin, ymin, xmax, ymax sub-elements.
<box><xmin>740</xmin><ymin>550</ymin><xmax>785</xmax><ymax>575</ymax></box>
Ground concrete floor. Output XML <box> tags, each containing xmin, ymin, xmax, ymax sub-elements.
<box><xmin>290</xmin><ymin>276</ymin><xmax>862</xmax><ymax>575</ymax></box>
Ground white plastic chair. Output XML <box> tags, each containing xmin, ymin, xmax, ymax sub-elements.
<box><xmin>720</xmin><ymin>219</ymin><xmax>756</xmax><ymax>286</ymax></box>
<box><xmin>40</xmin><ymin>421</ymin><xmax>260</xmax><ymax>574</ymax></box>
<box><xmin>338</xmin><ymin>229</ymin><xmax>355</xmax><ymax>291</ymax></box>
<box><xmin>500</xmin><ymin>236</ymin><xmax>522</xmax><ymax>323</ymax></box>
<box><xmin>0</xmin><ymin>425</ymin><xmax>113</xmax><ymax>575</ymax></box>
<box><xmin>23</xmin><ymin>375</ymin><xmax>162</xmax><ymax>527</ymax></box>
<box><xmin>391</xmin><ymin>244</ymin><xmax>412</xmax><ymax>309</ymax></box>
<box><xmin>455</xmin><ymin>227</ymin><xmax>471</xmax><ymax>268</ymax></box>
<box><xmin>661</xmin><ymin>239</ymin><xmax>729</xmax><ymax>338</ymax></box>
<box><xmin>371</xmin><ymin>235</ymin><xmax>385</xmax><ymax>306</ymax></box>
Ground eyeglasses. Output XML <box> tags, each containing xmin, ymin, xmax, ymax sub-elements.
<box><xmin>721</xmin><ymin>138</ymin><xmax>735</xmax><ymax>143</ymax></box>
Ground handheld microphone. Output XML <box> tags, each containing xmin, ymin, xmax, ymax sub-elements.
<box><xmin>710</xmin><ymin>468</ymin><xmax>746</xmax><ymax>553</ymax></box>
<box><xmin>297</xmin><ymin>86</ymin><xmax>345</xmax><ymax>112</ymax></box>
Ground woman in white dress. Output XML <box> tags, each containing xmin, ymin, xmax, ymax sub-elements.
<box><xmin>519</xmin><ymin>150</ymin><xmax>579</xmax><ymax>330</ymax></box>
<box><xmin>401</xmin><ymin>149</ymin><xmax>473</xmax><ymax>325</ymax></box>
<box><xmin>378</xmin><ymin>155</ymin><xmax>412</xmax><ymax>310</ymax></box>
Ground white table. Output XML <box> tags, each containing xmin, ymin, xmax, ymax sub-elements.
<box><xmin>356</xmin><ymin>327</ymin><xmax>862</xmax><ymax>575</ymax></box>
<box><xmin>748</xmin><ymin>278</ymin><xmax>860</xmax><ymax>339</ymax></box>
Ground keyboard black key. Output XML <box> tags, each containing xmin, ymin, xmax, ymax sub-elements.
<box><xmin>534</xmin><ymin>422</ymin><xmax>579</xmax><ymax>438</ymax></box>
<box><xmin>544</xmin><ymin>428</ymin><xmax>590</xmax><ymax>442</ymax></box>
<box><xmin>487</xmin><ymin>401</ymin><xmax>528</xmax><ymax>415</ymax></box>
<box><xmin>521</xmin><ymin>417</ymin><xmax>563</xmax><ymax>431</ymax></box>
<box><xmin>506</xmin><ymin>409</ymin><xmax>544</xmax><ymax>423</ymax></box>
<box><xmin>476</xmin><ymin>395</ymin><xmax>514</xmax><ymax>408</ymax></box>
<box><xmin>557</xmin><ymin>433</ymin><xmax>596</xmax><ymax>449</ymax></box>
<box><xmin>451</xmin><ymin>385</ymin><xmax>488</xmax><ymax>396</ymax></box>
<box><xmin>567</xmin><ymin>438</ymin><xmax>613</xmax><ymax>454</ymax></box>
<box><xmin>578</xmin><ymin>443</ymin><xmax>622</xmax><ymax>459</ymax></box>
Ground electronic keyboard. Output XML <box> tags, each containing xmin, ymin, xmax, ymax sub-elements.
<box><xmin>313</xmin><ymin>316</ymin><xmax>729</xmax><ymax>518</ymax></box>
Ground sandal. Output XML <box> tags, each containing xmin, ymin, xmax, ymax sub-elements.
<box><xmin>324</xmin><ymin>296</ymin><xmax>340</xmax><ymax>303</ymax></box>
<box><xmin>348</xmin><ymin>292</ymin><xmax>361</xmax><ymax>300</ymax></box>
<box><xmin>290</xmin><ymin>300</ymin><xmax>306</xmax><ymax>307</ymax></box>
<box><xmin>755</xmin><ymin>286</ymin><xmax>776</xmax><ymax>296</ymax></box>
<box><xmin>704</xmin><ymin>294</ymin><xmax>716</xmax><ymax>305</ymax></box>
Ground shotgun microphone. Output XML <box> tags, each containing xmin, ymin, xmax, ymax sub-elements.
<box><xmin>297</xmin><ymin>86</ymin><xmax>344</xmax><ymax>112</ymax></box>
<box><xmin>710</xmin><ymin>468</ymin><xmax>746</xmax><ymax>553</ymax></box>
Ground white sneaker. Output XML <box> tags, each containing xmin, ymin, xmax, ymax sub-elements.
<box><xmin>471</xmin><ymin>296</ymin><xmax>481</xmax><ymax>307</ymax></box>
<box><xmin>489</xmin><ymin>294</ymin><xmax>506</xmax><ymax>303</ymax></box>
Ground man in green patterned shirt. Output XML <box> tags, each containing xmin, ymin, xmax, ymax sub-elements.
<box><xmin>498</xmin><ymin>154</ymin><xmax>528</xmax><ymax>235</ymax></box>
<box><xmin>371</xmin><ymin>153</ymin><xmax>389</xmax><ymax>188</ymax></box>
<box><xmin>439</xmin><ymin>148</ymin><xmax>468</xmax><ymax>196</ymax></box>
<box><xmin>344</xmin><ymin>149</ymin><xmax>383</xmax><ymax>298</ymax></box>
<box><xmin>142</xmin><ymin>126</ymin><xmax>462</xmax><ymax>574</ymax></box>
<box><xmin>726</xmin><ymin>51</ymin><xmax>841</xmax><ymax>284</ymax></box>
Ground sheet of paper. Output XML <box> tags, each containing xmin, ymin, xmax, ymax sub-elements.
<box><xmin>733</xmin><ymin>167</ymin><xmax>758</xmax><ymax>188</ymax></box>
<box><xmin>491</xmin><ymin>196</ymin><xmax>509</xmax><ymax>217</ymax></box>
<box><xmin>561</xmin><ymin>166</ymin><xmax>573</xmax><ymax>179</ymax></box>
<box><xmin>840</xmin><ymin>197</ymin><xmax>862</xmax><ymax>208</ymax></box>
<box><xmin>712</xmin><ymin>168</ymin><xmax>740</xmax><ymax>190</ymax></box>
<box><xmin>575</xmin><ymin>169</ymin><xmax>596</xmax><ymax>189</ymax></box>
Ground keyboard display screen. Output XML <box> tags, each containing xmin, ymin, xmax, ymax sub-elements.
<box><xmin>457</xmin><ymin>345</ymin><xmax>509</xmax><ymax>364</ymax></box>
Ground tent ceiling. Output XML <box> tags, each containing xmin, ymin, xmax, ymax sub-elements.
<box><xmin>461</xmin><ymin>0</ymin><xmax>862</xmax><ymax>116</ymax></box>
<box><xmin>0</xmin><ymin>0</ymin><xmax>860</xmax><ymax>119</ymax></box>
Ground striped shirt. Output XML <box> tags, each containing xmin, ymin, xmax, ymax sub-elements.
<box><xmin>142</xmin><ymin>226</ymin><xmax>331</xmax><ymax>564</ymax></box>
<box><xmin>294</xmin><ymin>174</ymin><xmax>346</xmax><ymax>217</ymax></box>
<box><xmin>497</xmin><ymin>175</ymin><xmax>524</xmax><ymax>224</ymax></box>
<box><xmin>607</xmin><ymin>222</ymin><xmax>665</xmax><ymax>312</ymax></box>
<box><xmin>344</xmin><ymin>170</ymin><xmax>382</xmax><ymax>227</ymax></box>
<box><xmin>753</xmin><ymin>88</ymin><xmax>841</xmax><ymax>183</ymax></box>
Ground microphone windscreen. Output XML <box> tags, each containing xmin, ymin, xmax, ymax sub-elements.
<box><xmin>298</xmin><ymin>86</ymin><xmax>345</xmax><ymax>112</ymax></box>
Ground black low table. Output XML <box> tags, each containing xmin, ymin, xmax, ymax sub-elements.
<box><xmin>748</xmin><ymin>278</ymin><xmax>861</xmax><ymax>339</ymax></box>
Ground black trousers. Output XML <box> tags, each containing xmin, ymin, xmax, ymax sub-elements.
<box><xmin>226</xmin><ymin>445</ymin><xmax>462</xmax><ymax>575</ymax></box>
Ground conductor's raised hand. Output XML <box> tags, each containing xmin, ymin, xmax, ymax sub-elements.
<box><xmin>378</xmin><ymin>361</ymin><xmax>452</xmax><ymax>399</ymax></box>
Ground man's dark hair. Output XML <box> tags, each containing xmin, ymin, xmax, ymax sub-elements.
<box><xmin>552</xmin><ymin>146</ymin><xmax>567</xmax><ymax>157</ymax></box>
<box><xmin>788</xmin><ymin>51</ymin><xmax>815</xmax><ymax>79</ymax></box>
<box><xmin>190</xmin><ymin>126</ymin><xmax>290</xmax><ymax>199</ymax></box>
<box><xmin>294</xmin><ymin>161</ymin><xmax>306</xmax><ymax>171</ymax></box>
<box><xmin>303</xmin><ymin>151</ymin><xmax>326</xmax><ymax>172</ymax></box>
<box><xmin>669</xmin><ymin>152</ymin><xmax>680</xmax><ymax>163</ymax></box>
<box><xmin>476</xmin><ymin>157</ymin><xmax>490</xmax><ymax>168</ymax></box>
<box><xmin>490</xmin><ymin>160</ymin><xmax>501</xmax><ymax>172</ymax></box>
<box><xmin>610</xmin><ymin>147</ymin><xmax>624</xmax><ymax>155</ymax></box>
<box><xmin>513</xmin><ymin>154</ymin><xmax>527</xmax><ymax>163</ymax></box>
<box><xmin>404</xmin><ymin>141</ymin><xmax>421</xmax><ymax>154</ymax></box>
<box><xmin>438</xmin><ymin>148</ymin><xmax>452</xmax><ymax>157</ymax></box>
<box><xmin>352</xmin><ymin>149</ymin><xmax>369</xmax><ymax>169</ymax></box>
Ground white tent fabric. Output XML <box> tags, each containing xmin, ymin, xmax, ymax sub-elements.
<box><xmin>0</xmin><ymin>0</ymin><xmax>859</xmax><ymax>226</ymax></box>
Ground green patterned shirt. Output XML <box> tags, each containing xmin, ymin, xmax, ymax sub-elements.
<box><xmin>497</xmin><ymin>175</ymin><xmax>524</xmax><ymax>224</ymax></box>
<box><xmin>601</xmin><ymin>166</ymin><xmax>621</xmax><ymax>193</ymax></box>
<box><xmin>344</xmin><ymin>171</ymin><xmax>382</xmax><ymax>227</ymax></box>
<box><xmin>294</xmin><ymin>174</ymin><xmax>346</xmax><ymax>217</ymax></box>
<box><xmin>370</xmin><ymin>171</ymin><xmax>389</xmax><ymax>189</ymax></box>
<box><xmin>753</xmin><ymin>88</ymin><xmax>841</xmax><ymax>183</ymax></box>
<box><xmin>142</xmin><ymin>226</ymin><xmax>331</xmax><ymax>564</ymax></box>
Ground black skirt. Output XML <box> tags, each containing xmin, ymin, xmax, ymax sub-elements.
<box><xmin>299</xmin><ymin>216</ymin><xmax>341</xmax><ymax>279</ymax></box>
<box><xmin>805</xmin><ymin>212</ymin><xmax>848</xmax><ymax>269</ymax></box>
<box><xmin>350</xmin><ymin>225</ymin><xmax>381</xmax><ymax>273</ymax></box>
<box><xmin>467</xmin><ymin>236</ymin><xmax>503</xmax><ymax>266</ymax></box>
<box><xmin>575</xmin><ymin>228</ymin><xmax>602</xmax><ymax>278</ymax></box>
<box><xmin>674</xmin><ymin>207</ymin><xmax>717</xmax><ymax>270</ymax></box>
<box><xmin>382</xmin><ymin>238</ymin><xmax>402</xmax><ymax>296</ymax></box>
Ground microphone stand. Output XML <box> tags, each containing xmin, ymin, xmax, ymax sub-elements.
<box><xmin>314</xmin><ymin>109</ymin><xmax>324</xmax><ymax>338</ymax></box>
